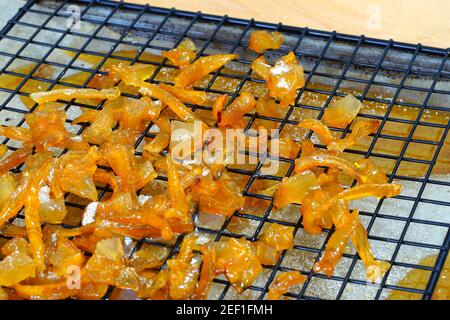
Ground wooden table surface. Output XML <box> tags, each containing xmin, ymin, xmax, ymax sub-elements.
<box><xmin>126</xmin><ymin>0</ymin><xmax>450</xmax><ymax>48</ymax></box>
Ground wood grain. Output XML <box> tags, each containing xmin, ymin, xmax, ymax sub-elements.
<box><xmin>125</xmin><ymin>0</ymin><xmax>450</xmax><ymax>48</ymax></box>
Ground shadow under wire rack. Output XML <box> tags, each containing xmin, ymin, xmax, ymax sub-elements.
<box><xmin>0</xmin><ymin>0</ymin><xmax>449</xmax><ymax>300</ymax></box>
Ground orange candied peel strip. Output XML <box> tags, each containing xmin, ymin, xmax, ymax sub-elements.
<box><xmin>323</xmin><ymin>94</ymin><xmax>362</xmax><ymax>129</ymax></box>
<box><xmin>101</xmin><ymin>143</ymin><xmax>157</xmax><ymax>192</ymax></box>
<box><xmin>251</xmin><ymin>56</ymin><xmax>271</xmax><ymax>79</ymax></box>
<box><xmin>109</xmin><ymin>62</ymin><xmax>155</xmax><ymax>85</ymax></box>
<box><xmin>136</xmin><ymin>236</ymin><xmax>201</xmax><ymax>299</ymax></box>
<box><xmin>293</xmin><ymin>167</ymin><xmax>394</xmax><ymax>280</ymax></box>
<box><xmin>165</xmin><ymin>156</ymin><xmax>191</xmax><ymax>224</ymax></box>
<box><xmin>0</xmin><ymin>251</ymin><xmax>36</xmax><ymax>287</ymax></box>
<box><xmin>249</xmin><ymin>30</ymin><xmax>284</xmax><ymax>54</ymax></box>
<box><xmin>0</xmin><ymin>172</ymin><xmax>16</xmax><ymax>208</ymax></box>
<box><xmin>162</xmin><ymin>38</ymin><xmax>197</xmax><ymax>67</ymax></box>
<box><xmin>165</xmin><ymin>234</ymin><xmax>199</xmax><ymax>299</ymax></box>
<box><xmin>191</xmin><ymin>172</ymin><xmax>245</xmax><ymax>217</ymax></box>
<box><xmin>267</xmin><ymin>271</ymin><xmax>305</xmax><ymax>300</ymax></box>
<box><xmin>24</xmin><ymin>158</ymin><xmax>53</xmax><ymax>272</ymax></box>
<box><xmin>259</xmin><ymin>223</ymin><xmax>294</xmax><ymax>251</ymax></box>
<box><xmin>213</xmin><ymin>237</ymin><xmax>263</xmax><ymax>292</ymax></box>
<box><xmin>30</xmin><ymin>87</ymin><xmax>121</xmax><ymax>104</ymax></box>
<box><xmin>93</xmin><ymin>191</ymin><xmax>174</xmax><ymax>241</ymax></box>
<box><xmin>212</xmin><ymin>94</ymin><xmax>227</xmax><ymax>123</ymax></box>
<box><xmin>295</xmin><ymin>153</ymin><xmax>364</xmax><ymax>182</ymax></box>
<box><xmin>174</xmin><ymin>53</ymin><xmax>239</xmax><ymax>89</ymax></box>
<box><xmin>299</xmin><ymin>118</ymin><xmax>380</xmax><ymax>153</ymax></box>
<box><xmin>143</xmin><ymin>132</ymin><xmax>170</xmax><ymax>157</ymax></box>
<box><xmin>0</xmin><ymin>152</ymin><xmax>53</xmax><ymax>227</ymax></box>
<box><xmin>107</xmin><ymin>65</ymin><xmax>200</xmax><ymax>123</ymax></box>
<box><xmin>313</xmin><ymin>203</ymin><xmax>359</xmax><ymax>276</ymax></box>
<box><xmin>82</xmin><ymin>106</ymin><xmax>114</xmax><ymax>145</ymax></box>
<box><xmin>74</xmin><ymin>97</ymin><xmax>161</xmax><ymax>133</ymax></box>
<box><xmin>214</xmin><ymin>92</ymin><xmax>257</xmax><ymax>128</ymax></box>
<box><xmin>298</xmin><ymin>118</ymin><xmax>334</xmax><ymax>145</ymax></box>
<box><xmin>118</xmin><ymin>97</ymin><xmax>162</xmax><ymax>131</ymax></box>
<box><xmin>251</xmin><ymin>51</ymin><xmax>305</xmax><ymax>107</ymax></box>
<box><xmin>0</xmin><ymin>36</ymin><xmax>409</xmax><ymax>299</ymax></box>
<box><xmin>300</xmin><ymin>188</ymin><xmax>334</xmax><ymax>235</ymax></box>
<box><xmin>0</xmin><ymin>126</ymin><xmax>31</xmax><ymax>145</ymax></box>
<box><xmin>354</xmin><ymin>158</ymin><xmax>389</xmax><ymax>184</ymax></box>
<box><xmin>318</xmin><ymin>183</ymin><xmax>402</xmax><ymax>214</ymax></box>
<box><xmin>159</xmin><ymin>83</ymin><xmax>208</xmax><ymax>106</ymax></box>
<box><xmin>0</xmin><ymin>147</ymin><xmax>31</xmax><ymax>176</ymax></box>
<box><xmin>270</xmin><ymin>137</ymin><xmax>300</xmax><ymax>159</ymax></box>
<box><xmin>136</xmin><ymin>82</ymin><xmax>200</xmax><ymax>122</ymax></box>
<box><xmin>352</xmin><ymin>223</ymin><xmax>391</xmax><ymax>282</ymax></box>
<box><xmin>273</xmin><ymin>170</ymin><xmax>318</xmax><ymax>208</ymax></box>
<box><xmin>52</xmin><ymin>147</ymin><xmax>100</xmax><ymax>201</ymax></box>
<box><xmin>1</xmin><ymin>105</ymin><xmax>88</xmax><ymax>152</ymax></box>
<box><xmin>25</xmin><ymin>104</ymin><xmax>85</xmax><ymax>152</ymax></box>
<box><xmin>328</xmin><ymin>119</ymin><xmax>380</xmax><ymax>152</ymax></box>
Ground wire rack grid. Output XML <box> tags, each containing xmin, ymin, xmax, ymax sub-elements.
<box><xmin>0</xmin><ymin>0</ymin><xmax>449</xmax><ymax>300</ymax></box>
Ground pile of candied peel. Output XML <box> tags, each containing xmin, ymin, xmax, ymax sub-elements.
<box><xmin>0</xmin><ymin>30</ymin><xmax>401</xmax><ymax>300</ymax></box>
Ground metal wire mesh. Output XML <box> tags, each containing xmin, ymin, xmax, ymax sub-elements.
<box><xmin>0</xmin><ymin>0</ymin><xmax>449</xmax><ymax>300</ymax></box>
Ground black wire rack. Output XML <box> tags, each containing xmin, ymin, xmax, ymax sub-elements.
<box><xmin>0</xmin><ymin>0</ymin><xmax>450</xmax><ymax>300</ymax></box>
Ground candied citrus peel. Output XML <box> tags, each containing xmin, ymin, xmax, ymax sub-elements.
<box><xmin>352</xmin><ymin>223</ymin><xmax>391</xmax><ymax>282</ymax></box>
<box><xmin>314</xmin><ymin>204</ymin><xmax>359</xmax><ymax>276</ymax></box>
<box><xmin>166</xmin><ymin>234</ymin><xmax>199</xmax><ymax>299</ymax></box>
<box><xmin>298</xmin><ymin>118</ymin><xmax>334</xmax><ymax>145</ymax></box>
<box><xmin>251</xmin><ymin>52</ymin><xmax>305</xmax><ymax>107</ymax></box>
<box><xmin>251</xmin><ymin>56</ymin><xmax>271</xmax><ymax>80</ymax></box>
<box><xmin>109</xmin><ymin>62</ymin><xmax>155</xmax><ymax>85</ymax></box>
<box><xmin>0</xmin><ymin>35</ymin><xmax>409</xmax><ymax>299</ymax></box>
<box><xmin>267</xmin><ymin>271</ymin><xmax>305</xmax><ymax>300</ymax></box>
<box><xmin>1</xmin><ymin>105</ymin><xmax>88</xmax><ymax>152</ymax></box>
<box><xmin>162</xmin><ymin>38</ymin><xmax>197</xmax><ymax>67</ymax></box>
<box><xmin>137</xmin><ymin>82</ymin><xmax>200</xmax><ymax>123</ymax></box>
<box><xmin>214</xmin><ymin>92</ymin><xmax>257</xmax><ymax>128</ymax></box>
<box><xmin>355</xmin><ymin>158</ymin><xmax>389</xmax><ymax>184</ymax></box>
<box><xmin>0</xmin><ymin>172</ymin><xmax>16</xmax><ymax>209</ymax></box>
<box><xmin>273</xmin><ymin>170</ymin><xmax>318</xmax><ymax>208</ymax></box>
<box><xmin>270</xmin><ymin>137</ymin><xmax>300</xmax><ymax>159</ymax></box>
<box><xmin>165</xmin><ymin>156</ymin><xmax>191</xmax><ymax>224</ymax></box>
<box><xmin>0</xmin><ymin>147</ymin><xmax>31</xmax><ymax>176</ymax></box>
<box><xmin>328</xmin><ymin>119</ymin><xmax>379</xmax><ymax>152</ymax></box>
<box><xmin>191</xmin><ymin>172</ymin><xmax>245</xmax><ymax>217</ymax></box>
<box><xmin>295</xmin><ymin>153</ymin><xmax>364</xmax><ymax>182</ymax></box>
<box><xmin>300</xmin><ymin>188</ymin><xmax>334</xmax><ymax>235</ymax></box>
<box><xmin>82</xmin><ymin>107</ymin><xmax>115</xmax><ymax>145</ymax></box>
<box><xmin>0</xmin><ymin>152</ymin><xmax>53</xmax><ymax>226</ymax></box>
<box><xmin>52</xmin><ymin>147</ymin><xmax>100</xmax><ymax>201</ymax></box>
<box><xmin>159</xmin><ymin>83</ymin><xmax>208</xmax><ymax>106</ymax></box>
<box><xmin>25</xmin><ymin>105</ymin><xmax>72</xmax><ymax>152</ymax></box>
<box><xmin>249</xmin><ymin>30</ymin><xmax>284</xmax><ymax>53</ymax></box>
<box><xmin>260</xmin><ymin>223</ymin><xmax>294</xmax><ymax>251</ymax></box>
<box><xmin>174</xmin><ymin>53</ymin><xmax>239</xmax><ymax>89</ymax></box>
<box><xmin>0</xmin><ymin>252</ymin><xmax>36</xmax><ymax>287</ymax></box>
<box><xmin>0</xmin><ymin>126</ymin><xmax>31</xmax><ymax>145</ymax></box>
<box><xmin>213</xmin><ymin>237</ymin><xmax>263</xmax><ymax>292</ymax></box>
<box><xmin>30</xmin><ymin>87</ymin><xmax>120</xmax><ymax>104</ymax></box>
<box><xmin>75</xmin><ymin>97</ymin><xmax>161</xmax><ymax>133</ymax></box>
<box><xmin>195</xmin><ymin>245</ymin><xmax>216</xmax><ymax>300</ymax></box>
<box><xmin>143</xmin><ymin>132</ymin><xmax>170</xmax><ymax>157</ymax></box>
<box><xmin>25</xmin><ymin>157</ymin><xmax>53</xmax><ymax>271</ymax></box>
<box><xmin>101</xmin><ymin>143</ymin><xmax>157</xmax><ymax>192</ymax></box>
<box><xmin>323</xmin><ymin>94</ymin><xmax>362</xmax><ymax>129</ymax></box>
